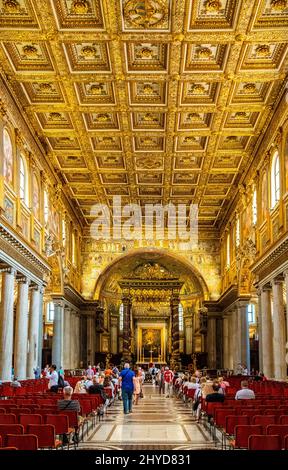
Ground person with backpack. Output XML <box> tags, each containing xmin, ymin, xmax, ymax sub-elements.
<box><xmin>119</xmin><ymin>363</ymin><xmax>136</xmax><ymax>414</ymax></box>
<box><xmin>47</xmin><ymin>364</ymin><xmax>59</xmax><ymax>393</ymax></box>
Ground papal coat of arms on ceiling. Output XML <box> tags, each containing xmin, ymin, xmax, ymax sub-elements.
<box><xmin>123</xmin><ymin>0</ymin><xmax>169</xmax><ymax>29</ymax></box>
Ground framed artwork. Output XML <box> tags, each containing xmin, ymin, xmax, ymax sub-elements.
<box><xmin>4</xmin><ymin>196</ymin><xmax>14</xmax><ymax>224</ymax></box>
<box><xmin>3</xmin><ymin>128</ymin><xmax>13</xmax><ymax>186</ymax></box>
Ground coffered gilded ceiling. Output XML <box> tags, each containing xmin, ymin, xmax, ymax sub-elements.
<box><xmin>0</xmin><ymin>0</ymin><xmax>287</xmax><ymax>229</ymax></box>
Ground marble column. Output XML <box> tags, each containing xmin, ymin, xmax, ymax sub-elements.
<box><xmin>238</xmin><ymin>302</ymin><xmax>250</xmax><ymax>372</ymax></box>
<box><xmin>87</xmin><ymin>315</ymin><xmax>96</xmax><ymax>365</ymax></box>
<box><xmin>0</xmin><ymin>268</ymin><xmax>16</xmax><ymax>381</ymax></box>
<box><xmin>110</xmin><ymin>316</ymin><xmax>118</xmax><ymax>355</ymax></box>
<box><xmin>122</xmin><ymin>295</ymin><xmax>131</xmax><ymax>361</ymax></box>
<box><xmin>272</xmin><ymin>279</ymin><xmax>286</xmax><ymax>380</ymax></box>
<box><xmin>260</xmin><ymin>285</ymin><xmax>274</xmax><ymax>377</ymax></box>
<box><xmin>75</xmin><ymin>314</ymin><xmax>80</xmax><ymax>368</ymax></box>
<box><xmin>256</xmin><ymin>290</ymin><xmax>263</xmax><ymax>373</ymax></box>
<box><xmin>232</xmin><ymin>307</ymin><xmax>241</xmax><ymax>372</ymax></box>
<box><xmin>14</xmin><ymin>278</ymin><xmax>29</xmax><ymax>380</ymax></box>
<box><xmin>63</xmin><ymin>307</ymin><xmax>71</xmax><ymax>370</ymax></box>
<box><xmin>171</xmin><ymin>293</ymin><xmax>180</xmax><ymax>366</ymax></box>
<box><xmin>185</xmin><ymin>317</ymin><xmax>193</xmax><ymax>355</ymax></box>
<box><xmin>27</xmin><ymin>286</ymin><xmax>40</xmax><ymax>378</ymax></box>
<box><xmin>284</xmin><ymin>271</ymin><xmax>288</xmax><ymax>349</ymax></box>
<box><xmin>52</xmin><ymin>301</ymin><xmax>64</xmax><ymax>369</ymax></box>
<box><xmin>207</xmin><ymin>317</ymin><xmax>216</xmax><ymax>368</ymax></box>
<box><xmin>70</xmin><ymin>311</ymin><xmax>76</xmax><ymax>369</ymax></box>
<box><xmin>37</xmin><ymin>287</ymin><xmax>44</xmax><ymax>369</ymax></box>
<box><xmin>223</xmin><ymin>316</ymin><xmax>229</xmax><ymax>369</ymax></box>
<box><xmin>228</xmin><ymin>312</ymin><xmax>234</xmax><ymax>371</ymax></box>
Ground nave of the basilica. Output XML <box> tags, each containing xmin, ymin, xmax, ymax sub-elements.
<box><xmin>0</xmin><ymin>0</ymin><xmax>288</xmax><ymax>453</ymax></box>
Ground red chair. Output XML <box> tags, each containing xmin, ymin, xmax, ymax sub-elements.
<box><xmin>0</xmin><ymin>409</ymin><xmax>6</xmax><ymax>414</ymax></box>
<box><xmin>0</xmin><ymin>414</ymin><xmax>16</xmax><ymax>425</ymax></box>
<box><xmin>248</xmin><ymin>434</ymin><xmax>282</xmax><ymax>450</ymax></box>
<box><xmin>45</xmin><ymin>415</ymin><xmax>73</xmax><ymax>448</ymax></box>
<box><xmin>0</xmin><ymin>424</ymin><xmax>24</xmax><ymax>446</ymax></box>
<box><xmin>0</xmin><ymin>447</ymin><xmax>18</xmax><ymax>450</ymax></box>
<box><xmin>284</xmin><ymin>434</ymin><xmax>288</xmax><ymax>449</ymax></box>
<box><xmin>58</xmin><ymin>410</ymin><xmax>81</xmax><ymax>448</ymax></box>
<box><xmin>252</xmin><ymin>415</ymin><xmax>277</xmax><ymax>426</ymax></box>
<box><xmin>234</xmin><ymin>424</ymin><xmax>263</xmax><ymax>449</ymax></box>
<box><xmin>279</xmin><ymin>416</ymin><xmax>288</xmax><ymax>425</ymax></box>
<box><xmin>27</xmin><ymin>424</ymin><xmax>61</xmax><ymax>449</ymax></box>
<box><xmin>6</xmin><ymin>434</ymin><xmax>38</xmax><ymax>450</ymax></box>
<box><xmin>266</xmin><ymin>425</ymin><xmax>288</xmax><ymax>448</ymax></box>
<box><xmin>19</xmin><ymin>414</ymin><xmax>42</xmax><ymax>432</ymax></box>
<box><xmin>12</xmin><ymin>408</ymin><xmax>31</xmax><ymax>418</ymax></box>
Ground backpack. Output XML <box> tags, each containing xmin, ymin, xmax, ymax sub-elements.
<box><xmin>58</xmin><ymin>374</ymin><xmax>65</xmax><ymax>388</ymax></box>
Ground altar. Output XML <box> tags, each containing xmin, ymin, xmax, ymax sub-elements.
<box><xmin>136</xmin><ymin>322</ymin><xmax>167</xmax><ymax>365</ymax></box>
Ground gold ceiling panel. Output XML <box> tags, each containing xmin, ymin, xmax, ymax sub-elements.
<box><xmin>74</xmin><ymin>81</ymin><xmax>116</xmax><ymax>105</ymax></box>
<box><xmin>0</xmin><ymin>0</ymin><xmax>39</xmax><ymax>29</ymax></box>
<box><xmin>51</xmin><ymin>0</ymin><xmax>105</xmax><ymax>30</ymax></box>
<box><xmin>0</xmin><ymin>0</ymin><xmax>287</xmax><ymax>230</ymax></box>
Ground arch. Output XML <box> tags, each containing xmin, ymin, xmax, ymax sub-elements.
<box><xmin>93</xmin><ymin>248</ymin><xmax>210</xmax><ymax>300</ymax></box>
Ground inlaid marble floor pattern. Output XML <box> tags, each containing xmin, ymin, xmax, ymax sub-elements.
<box><xmin>79</xmin><ymin>385</ymin><xmax>215</xmax><ymax>450</ymax></box>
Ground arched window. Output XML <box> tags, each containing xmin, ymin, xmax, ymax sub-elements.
<box><xmin>44</xmin><ymin>190</ymin><xmax>49</xmax><ymax>225</ymax></box>
<box><xmin>32</xmin><ymin>173</ymin><xmax>40</xmax><ymax>220</ymax></box>
<box><xmin>19</xmin><ymin>155</ymin><xmax>28</xmax><ymax>205</ymax></box>
<box><xmin>252</xmin><ymin>188</ymin><xmax>257</xmax><ymax>225</ymax></box>
<box><xmin>226</xmin><ymin>233</ymin><xmax>230</xmax><ymax>267</ymax></box>
<box><xmin>46</xmin><ymin>302</ymin><xmax>55</xmax><ymax>322</ymax></box>
<box><xmin>119</xmin><ymin>303</ymin><xmax>124</xmax><ymax>331</ymax></box>
<box><xmin>271</xmin><ymin>151</ymin><xmax>280</xmax><ymax>208</ymax></box>
<box><xmin>236</xmin><ymin>217</ymin><xmax>240</xmax><ymax>247</ymax></box>
<box><xmin>247</xmin><ymin>303</ymin><xmax>255</xmax><ymax>324</ymax></box>
<box><xmin>3</xmin><ymin>128</ymin><xmax>13</xmax><ymax>185</ymax></box>
<box><xmin>178</xmin><ymin>303</ymin><xmax>184</xmax><ymax>332</ymax></box>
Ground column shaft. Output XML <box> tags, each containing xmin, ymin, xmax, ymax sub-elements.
<box><xmin>284</xmin><ymin>272</ymin><xmax>288</xmax><ymax>347</ymax></box>
<box><xmin>52</xmin><ymin>302</ymin><xmax>64</xmax><ymax>369</ymax></box>
<box><xmin>228</xmin><ymin>313</ymin><xmax>234</xmax><ymax>370</ymax></box>
<box><xmin>207</xmin><ymin>318</ymin><xmax>216</xmax><ymax>368</ymax></box>
<box><xmin>63</xmin><ymin>308</ymin><xmax>71</xmax><ymax>370</ymax></box>
<box><xmin>27</xmin><ymin>287</ymin><xmax>40</xmax><ymax>378</ymax></box>
<box><xmin>272</xmin><ymin>280</ymin><xmax>286</xmax><ymax>380</ymax></box>
<box><xmin>185</xmin><ymin>318</ymin><xmax>193</xmax><ymax>355</ymax></box>
<box><xmin>223</xmin><ymin>317</ymin><xmax>229</xmax><ymax>369</ymax></box>
<box><xmin>87</xmin><ymin>316</ymin><xmax>95</xmax><ymax>365</ymax></box>
<box><xmin>14</xmin><ymin>280</ymin><xmax>29</xmax><ymax>380</ymax></box>
<box><xmin>171</xmin><ymin>295</ymin><xmax>180</xmax><ymax>365</ymax></box>
<box><xmin>238</xmin><ymin>303</ymin><xmax>250</xmax><ymax>371</ymax></box>
<box><xmin>0</xmin><ymin>270</ymin><xmax>15</xmax><ymax>381</ymax></box>
<box><xmin>122</xmin><ymin>296</ymin><xmax>131</xmax><ymax>361</ymax></box>
<box><xmin>260</xmin><ymin>287</ymin><xmax>274</xmax><ymax>377</ymax></box>
<box><xmin>37</xmin><ymin>288</ymin><xmax>44</xmax><ymax>369</ymax></box>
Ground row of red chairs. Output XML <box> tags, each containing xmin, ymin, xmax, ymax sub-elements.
<box><xmin>230</xmin><ymin>424</ymin><xmax>288</xmax><ymax>449</ymax></box>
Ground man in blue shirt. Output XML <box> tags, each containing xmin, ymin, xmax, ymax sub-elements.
<box><xmin>119</xmin><ymin>363</ymin><xmax>135</xmax><ymax>414</ymax></box>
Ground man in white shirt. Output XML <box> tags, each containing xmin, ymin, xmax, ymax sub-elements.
<box><xmin>47</xmin><ymin>364</ymin><xmax>59</xmax><ymax>393</ymax></box>
<box><xmin>235</xmin><ymin>380</ymin><xmax>255</xmax><ymax>400</ymax></box>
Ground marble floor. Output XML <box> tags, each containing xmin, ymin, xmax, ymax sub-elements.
<box><xmin>79</xmin><ymin>385</ymin><xmax>215</xmax><ymax>450</ymax></box>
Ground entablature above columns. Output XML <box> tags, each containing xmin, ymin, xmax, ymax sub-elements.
<box><xmin>251</xmin><ymin>233</ymin><xmax>288</xmax><ymax>286</ymax></box>
<box><xmin>0</xmin><ymin>221</ymin><xmax>50</xmax><ymax>283</ymax></box>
